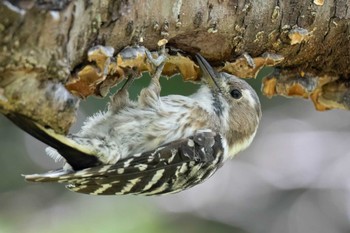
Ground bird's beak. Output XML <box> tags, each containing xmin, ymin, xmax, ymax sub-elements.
<box><xmin>195</xmin><ymin>53</ymin><xmax>221</xmax><ymax>93</ymax></box>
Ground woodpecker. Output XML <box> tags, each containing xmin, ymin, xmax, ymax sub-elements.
<box><xmin>6</xmin><ymin>50</ymin><xmax>261</xmax><ymax>195</ymax></box>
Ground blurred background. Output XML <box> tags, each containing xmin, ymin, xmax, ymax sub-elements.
<box><xmin>0</xmin><ymin>71</ymin><xmax>349</xmax><ymax>233</ymax></box>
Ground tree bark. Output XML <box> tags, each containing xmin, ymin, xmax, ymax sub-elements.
<box><xmin>0</xmin><ymin>0</ymin><xmax>349</xmax><ymax>132</ymax></box>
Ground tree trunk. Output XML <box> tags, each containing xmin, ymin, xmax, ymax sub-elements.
<box><xmin>0</xmin><ymin>0</ymin><xmax>349</xmax><ymax>132</ymax></box>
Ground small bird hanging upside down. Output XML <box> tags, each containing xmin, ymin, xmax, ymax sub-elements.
<box><xmin>5</xmin><ymin>47</ymin><xmax>261</xmax><ymax>195</ymax></box>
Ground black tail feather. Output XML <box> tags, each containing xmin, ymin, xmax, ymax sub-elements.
<box><xmin>5</xmin><ymin>113</ymin><xmax>101</xmax><ymax>170</ymax></box>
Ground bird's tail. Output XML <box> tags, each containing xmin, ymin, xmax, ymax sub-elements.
<box><xmin>5</xmin><ymin>113</ymin><xmax>101</xmax><ymax>170</ymax></box>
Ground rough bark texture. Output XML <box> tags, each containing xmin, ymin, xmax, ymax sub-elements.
<box><xmin>0</xmin><ymin>0</ymin><xmax>349</xmax><ymax>132</ymax></box>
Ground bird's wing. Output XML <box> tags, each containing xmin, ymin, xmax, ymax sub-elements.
<box><xmin>25</xmin><ymin>130</ymin><xmax>225</xmax><ymax>195</ymax></box>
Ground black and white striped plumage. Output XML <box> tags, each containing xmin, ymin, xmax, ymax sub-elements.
<box><xmin>25</xmin><ymin>130</ymin><xmax>224</xmax><ymax>195</ymax></box>
<box><xmin>6</xmin><ymin>51</ymin><xmax>261</xmax><ymax>195</ymax></box>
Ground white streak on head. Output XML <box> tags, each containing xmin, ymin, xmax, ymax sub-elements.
<box><xmin>242</xmin><ymin>89</ymin><xmax>258</xmax><ymax>109</ymax></box>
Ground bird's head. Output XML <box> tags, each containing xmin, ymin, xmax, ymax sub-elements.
<box><xmin>196</xmin><ymin>54</ymin><xmax>261</xmax><ymax>157</ymax></box>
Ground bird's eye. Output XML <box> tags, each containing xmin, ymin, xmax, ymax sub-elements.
<box><xmin>230</xmin><ymin>89</ymin><xmax>242</xmax><ymax>99</ymax></box>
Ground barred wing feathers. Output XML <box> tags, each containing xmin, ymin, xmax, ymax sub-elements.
<box><xmin>25</xmin><ymin>131</ymin><xmax>225</xmax><ymax>195</ymax></box>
